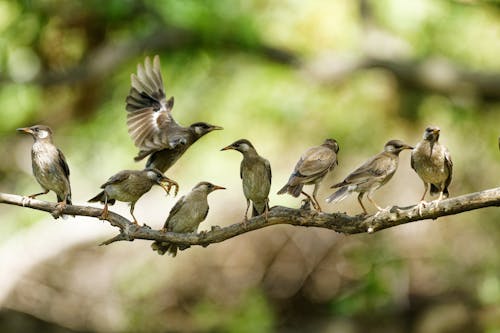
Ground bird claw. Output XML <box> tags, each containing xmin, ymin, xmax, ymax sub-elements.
<box><xmin>300</xmin><ymin>199</ymin><xmax>312</xmax><ymax>210</ymax></box>
<box><xmin>416</xmin><ymin>201</ymin><xmax>429</xmax><ymax>216</ymax></box>
<box><xmin>163</xmin><ymin>179</ymin><xmax>179</xmax><ymax>196</ymax></box>
<box><xmin>21</xmin><ymin>196</ymin><xmax>31</xmax><ymax>207</ymax></box>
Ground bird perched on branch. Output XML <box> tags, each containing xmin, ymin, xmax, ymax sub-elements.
<box><xmin>411</xmin><ymin>126</ymin><xmax>453</xmax><ymax>209</ymax></box>
<box><xmin>17</xmin><ymin>125</ymin><xmax>72</xmax><ymax>218</ymax></box>
<box><xmin>88</xmin><ymin>168</ymin><xmax>178</xmax><ymax>225</ymax></box>
<box><xmin>151</xmin><ymin>182</ymin><xmax>225</xmax><ymax>257</ymax></box>
<box><xmin>125</xmin><ymin>55</ymin><xmax>223</xmax><ymax>173</ymax></box>
<box><xmin>278</xmin><ymin>138</ymin><xmax>339</xmax><ymax>212</ymax></box>
<box><xmin>326</xmin><ymin>140</ymin><xmax>413</xmax><ymax>214</ymax></box>
<box><xmin>221</xmin><ymin>139</ymin><xmax>272</xmax><ymax>222</ymax></box>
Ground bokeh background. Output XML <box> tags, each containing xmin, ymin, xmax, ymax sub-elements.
<box><xmin>0</xmin><ymin>0</ymin><xmax>499</xmax><ymax>332</ymax></box>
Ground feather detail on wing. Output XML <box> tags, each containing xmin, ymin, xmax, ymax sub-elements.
<box><xmin>126</xmin><ymin>55</ymin><xmax>178</xmax><ymax>150</ymax></box>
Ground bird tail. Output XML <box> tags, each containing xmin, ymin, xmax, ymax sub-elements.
<box><xmin>430</xmin><ymin>184</ymin><xmax>449</xmax><ymax>198</ymax></box>
<box><xmin>277</xmin><ymin>184</ymin><xmax>303</xmax><ymax>197</ymax></box>
<box><xmin>325</xmin><ymin>186</ymin><xmax>350</xmax><ymax>204</ymax></box>
<box><xmin>88</xmin><ymin>191</ymin><xmax>106</xmax><ymax>204</ymax></box>
<box><xmin>151</xmin><ymin>242</ymin><xmax>191</xmax><ymax>257</ymax></box>
<box><xmin>134</xmin><ymin>150</ymin><xmax>151</xmax><ymax>162</ymax></box>
<box><xmin>251</xmin><ymin>201</ymin><xmax>268</xmax><ymax>217</ymax></box>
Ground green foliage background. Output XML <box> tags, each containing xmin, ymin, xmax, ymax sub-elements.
<box><xmin>0</xmin><ymin>0</ymin><xmax>499</xmax><ymax>332</ymax></box>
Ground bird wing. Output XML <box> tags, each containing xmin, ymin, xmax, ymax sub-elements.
<box><xmin>296</xmin><ymin>146</ymin><xmax>335</xmax><ymax>177</ymax></box>
<box><xmin>165</xmin><ymin>195</ymin><xmax>186</xmax><ymax>230</ymax></box>
<box><xmin>100</xmin><ymin>171</ymin><xmax>131</xmax><ymax>188</ymax></box>
<box><xmin>57</xmin><ymin>148</ymin><xmax>70</xmax><ymax>178</ymax></box>
<box><xmin>265</xmin><ymin>158</ymin><xmax>272</xmax><ymax>182</ymax></box>
<box><xmin>341</xmin><ymin>153</ymin><xmax>391</xmax><ymax>185</ymax></box>
<box><xmin>444</xmin><ymin>147</ymin><xmax>453</xmax><ymax>188</ymax></box>
<box><xmin>126</xmin><ymin>55</ymin><xmax>178</xmax><ymax>150</ymax></box>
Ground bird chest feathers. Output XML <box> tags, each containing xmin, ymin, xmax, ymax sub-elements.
<box><xmin>31</xmin><ymin>143</ymin><xmax>65</xmax><ymax>188</ymax></box>
<box><xmin>412</xmin><ymin>144</ymin><xmax>449</xmax><ymax>183</ymax></box>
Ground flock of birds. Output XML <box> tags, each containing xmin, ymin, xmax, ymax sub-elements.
<box><xmin>16</xmin><ymin>55</ymin><xmax>453</xmax><ymax>256</ymax></box>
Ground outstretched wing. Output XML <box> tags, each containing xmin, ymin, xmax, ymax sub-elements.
<box><xmin>126</xmin><ymin>55</ymin><xmax>178</xmax><ymax>150</ymax></box>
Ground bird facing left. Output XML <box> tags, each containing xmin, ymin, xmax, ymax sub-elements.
<box><xmin>17</xmin><ymin>125</ymin><xmax>72</xmax><ymax>218</ymax></box>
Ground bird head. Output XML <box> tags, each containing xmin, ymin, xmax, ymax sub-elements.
<box><xmin>323</xmin><ymin>138</ymin><xmax>340</xmax><ymax>154</ymax></box>
<box><xmin>190</xmin><ymin>122</ymin><xmax>223</xmax><ymax>138</ymax></box>
<box><xmin>384</xmin><ymin>140</ymin><xmax>413</xmax><ymax>154</ymax></box>
<box><xmin>194</xmin><ymin>182</ymin><xmax>226</xmax><ymax>194</ymax></box>
<box><xmin>17</xmin><ymin>125</ymin><xmax>53</xmax><ymax>142</ymax></box>
<box><xmin>423</xmin><ymin>126</ymin><xmax>441</xmax><ymax>156</ymax></box>
<box><xmin>221</xmin><ymin>139</ymin><xmax>255</xmax><ymax>154</ymax></box>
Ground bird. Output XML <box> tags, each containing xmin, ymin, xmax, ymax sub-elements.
<box><xmin>125</xmin><ymin>55</ymin><xmax>223</xmax><ymax>173</ymax></box>
<box><xmin>88</xmin><ymin>168</ymin><xmax>178</xmax><ymax>224</ymax></box>
<box><xmin>221</xmin><ymin>139</ymin><xmax>272</xmax><ymax>222</ymax></box>
<box><xmin>151</xmin><ymin>182</ymin><xmax>225</xmax><ymax>256</ymax></box>
<box><xmin>326</xmin><ymin>140</ymin><xmax>413</xmax><ymax>214</ymax></box>
<box><xmin>411</xmin><ymin>126</ymin><xmax>453</xmax><ymax>208</ymax></box>
<box><xmin>17</xmin><ymin>125</ymin><xmax>72</xmax><ymax>217</ymax></box>
<box><xmin>277</xmin><ymin>138</ymin><xmax>339</xmax><ymax>212</ymax></box>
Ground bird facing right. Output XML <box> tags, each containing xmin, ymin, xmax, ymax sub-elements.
<box><xmin>411</xmin><ymin>126</ymin><xmax>453</xmax><ymax>204</ymax></box>
<box><xmin>277</xmin><ymin>138</ymin><xmax>339</xmax><ymax>212</ymax></box>
<box><xmin>326</xmin><ymin>140</ymin><xmax>413</xmax><ymax>214</ymax></box>
<box><xmin>125</xmin><ymin>55</ymin><xmax>223</xmax><ymax>173</ymax></box>
<box><xmin>151</xmin><ymin>182</ymin><xmax>225</xmax><ymax>257</ymax></box>
<box><xmin>221</xmin><ymin>139</ymin><xmax>272</xmax><ymax>221</ymax></box>
<box><xmin>88</xmin><ymin>168</ymin><xmax>177</xmax><ymax>224</ymax></box>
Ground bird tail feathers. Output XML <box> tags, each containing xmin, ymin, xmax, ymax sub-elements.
<box><xmin>151</xmin><ymin>242</ymin><xmax>190</xmax><ymax>257</ymax></box>
<box><xmin>251</xmin><ymin>201</ymin><xmax>268</xmax><ymax>217</ymax></box>
<box><xmin>325</xmin><ymin>186</ymin><xmax>350</xmax><ymax>204</ymax></box>
<box><xmin>88</xmin><ymin>191</ymin><xmax>106</xmax><ymax>203</ymax></box>
<box><xmin>277</xmin><ymin>184</ymin><xmax>303</xmax><ymax>197</ymax></box>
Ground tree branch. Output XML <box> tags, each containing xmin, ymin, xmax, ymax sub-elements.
<box><xmin>1</xmin><ymin>188</ymin><xmax>499</xmax><ymax>250</ymax></box>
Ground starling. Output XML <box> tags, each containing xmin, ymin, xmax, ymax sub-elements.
<box><xmin>411</xmin><ymin>126</ymin><xmax>453</xmax><ymax>206</ymax></box>
<box><xmin>88</xmin><ymin>168</ymin><xmax>178</xmax><ymax>224</ymax></box>
<box><xmin>17</xmin><ymin>125</ymin><xmax>72</xmax><ymax>217</ymax></box>
<box><xmin>326</xmin><ymin>140</ymin><xmax>413</xmax><ymax>214</ymax></box>
<box><xmin>221</xmin><ymin>139</ymin><xmax>272</xmax><ymax>221</ymax></box>
<box><xmin>278</xmin><ymin>138</ymin><xmax>339</xmax><ymax>212</ymax></box>
<box><xmin>151</xmin><ymin>182</ymin><xmax>225</xmax><ymax>256</ymax></box>
<box><xmin>125</xmin><ymin>55</ymin><xmax>222</xmax><ymax>173</ymax></box>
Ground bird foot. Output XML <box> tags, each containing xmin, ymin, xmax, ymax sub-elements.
<box><xmin>51</xmin><ymin>202</ymin><xmax>66</xmax><ymax>219</ymax></box>
<box><xmin>374</xmin><ymin>206</ymin><xmax>391</xmax><ymax>218</ymax></box>
<box><xmin>300</xmin><ymin>199</ymin><xmax>312</xmax><ymax>210</ymax></box>
<box><xmin>416</xmin><ymin>201</ymin><xmax>429</xmax><ymax>216</ymax></box>
<box><xmin>21</xmin><ymin>196</ymin><xmax>31</xmax><ymax>207</ymax></box>
<box><xmin>162</xmin><ymin>178</ymin><xmax>180</xmax><ymax>196</ymax></box>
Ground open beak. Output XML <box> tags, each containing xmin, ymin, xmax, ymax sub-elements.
<box><xmin>221</xmin><ymin>145</ymin><xmax>234</xmax><ymax>151</ymax></box>
<box><xmin>17</xmin><ymin>127</ymin><xmax>32</xmax><ymax>134</ymax></box>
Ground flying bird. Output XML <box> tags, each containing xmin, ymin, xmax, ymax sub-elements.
<box><xmin>88</xmin><ymin>168</ymin><xmax>177</xmax><ymax>224</ymax></box>
<box><xmin>125</xmin><ymin>55</ymin><xmax>222</xmax><ymax>173</ymax></box>
<box><xmin>17</xmin><ymin>125</ymin><xmax>72</xmax><ymax>218</ymax></box>
<box><xmin>278</xmin><ymin>138</ymin><xmax>339</xmax><ymax>212</ymax></box>
<box><xmin>411</xmin><ymin>126</ymin><xmax>453</xmax><ymax>209</ymax></box>
<box><xmin>326</xmin><ymin>140</ymin><xmax>413</xmax><ymax>214</ymax></box>
<box><xmin>151</xmin><ymin>182</ymin><xmax>225</xmax><ymax>256</ymax></box>
<box><xmin>221</xmin><ymin>139</ymin><xmax>272</xmax><ymax>222</ymax></box>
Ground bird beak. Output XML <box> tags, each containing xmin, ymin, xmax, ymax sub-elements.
<box><xmin>17</xmin><ymin>127</ymin><xmax>32</xmax><ymax>134</ymax></box>
<box><xmin>221</xmin><ymin>145</ymin><xmax>234</xmax><ymax>151</ymax></box>
<box><xmin>403</xmin><ymin>144</ymin><xmax>414</xmax><ymax>150</ymax></box>
<box><xmin>432</xmin><ymin>128</ymin><xmax>440</xmax><ymax>135</ymax></box>
<box><xmin>212</xmin><ymin>185</ymin><xmax>226</xmax><ymax>191</ymax></box>
<box><xmin>210</xmin><ymin>125</ymin><xmax>224</xmax><ymax>132</ymax></box>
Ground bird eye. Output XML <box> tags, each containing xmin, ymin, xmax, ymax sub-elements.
<box><xmin>34</xmin><ymin>128</ymin><xmax>39</xmax><ymax>132</ymax></box>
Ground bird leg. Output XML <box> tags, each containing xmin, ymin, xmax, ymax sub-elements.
<box><xmin>28</xmin><ymin>189</ymin><xmax>49</xmax><ymax>199</ymax></box>
<box><xmin>357</xmin><ymin>193</ymin><xmax>368</xmax><ymax>215</ymax></box>
<box><xmin>419</xmin><ymin>182</ymin><xmax>428</xmax><ymax>201</ymax></box>
<box><xmin>311</xmin><ymin>184</ymin><xmax>323</xmax><ymax>212</ymax></box>
<box><xmin>264</xmin><ymin>199</ymin><xmax>269</xmax><ymax>221</ymax></box>
<box><xmin>301</xmin><ymin>191</ymin><xmax>317</xmax><ymax>209</ymax></box>
<box><xmin>244</xmin><ymin>199</ymin><xmax>250</xmax><ymax>225</ymax></box>
<box><xmin>100</xmin><ymin>195</ymin><xmax>109</xmax><ymax>220</ymax></box>
<box><xmin>129</xmin><ymin>202</ymin><xmax>140</xmax><ymax>225</ymax></box>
